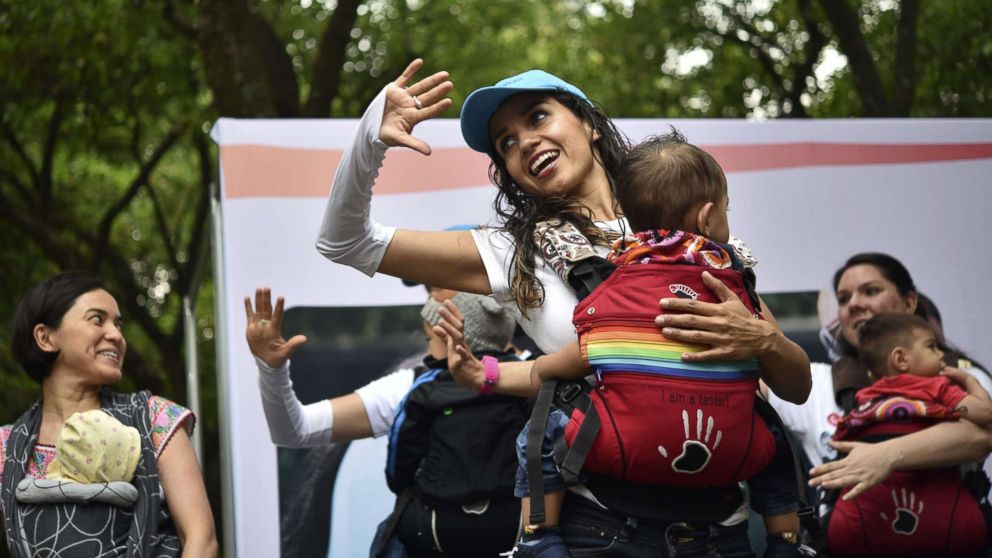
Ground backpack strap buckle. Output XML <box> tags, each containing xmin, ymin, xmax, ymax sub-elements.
<box><xmin>559</xmin><ymin>382</ymin><xmax>583</xmax><ymax>405</ymax></box>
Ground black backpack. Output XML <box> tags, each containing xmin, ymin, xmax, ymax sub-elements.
<box><xmin>375</xmin><ymin>353</ymin><xmax>531</xmax><ymax>557</ymax></box>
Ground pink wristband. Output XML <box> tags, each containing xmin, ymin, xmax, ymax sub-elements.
<box><xmin>479</xmin><ymin>356</ymin><xmax>500</xmax><ymax>395</ymax></box>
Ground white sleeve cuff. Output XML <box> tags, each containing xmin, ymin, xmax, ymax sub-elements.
<box><xmin>256</xmin><ymin>356</ymin><xmax>335</xmax><ymax>447</ymax></box>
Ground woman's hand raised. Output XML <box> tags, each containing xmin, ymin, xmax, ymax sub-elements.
<box><xmin>380</xmin><ymin>59</ymin><xmax>454</xmax><ymax>156</ymax></box>
<box><xmin>244</xmin><ymin>288</ymin><xmax>307</xmax><ymax>369</ymax></box>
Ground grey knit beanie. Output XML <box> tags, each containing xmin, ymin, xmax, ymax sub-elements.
<box><xmin>421</xmin><ymin>292</ymin><xmax>515</xmax><ymax>354</ymax></box>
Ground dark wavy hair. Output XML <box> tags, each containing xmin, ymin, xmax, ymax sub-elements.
<box><xmin>487</xmin><ymin>90</ymin><xmax>631</xmax><ymax>315</ymax></box>
<box><xmin>11</xmin><ymin>271</ymin><xmax>107</xmax><ymax>383</ymax></box>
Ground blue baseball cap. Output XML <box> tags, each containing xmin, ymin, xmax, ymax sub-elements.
<box><xmin>460</xmin><ymin>70</ymin><xmax>590</xmax><ymax>157</ymax></box>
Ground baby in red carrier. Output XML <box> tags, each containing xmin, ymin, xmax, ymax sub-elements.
<box><xmin>512</xmin><ymin>130</ymin><xmax>807</xmax><ymax>557</ymax></box>
<box><xmin>828</xmin><ymin>313</ymin><xmax>992</xmax><ymax>556</ymax></box>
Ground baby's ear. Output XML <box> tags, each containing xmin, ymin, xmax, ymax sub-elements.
<box><xmin>695</xmin><ymin>201</ymin><xmax>715</xmax><ymax>237</ymax></box>
<box><xmin>889</xmin><ymin>346</ymin><xmax>910</xmax><ymax>373</ymax></box>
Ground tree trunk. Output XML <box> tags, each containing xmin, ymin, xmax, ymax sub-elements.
<box><xmin>817</xmin><ymin>0</ymin><xmax>890</xmax><ymax>115</ymax></box>
<box><xmin>194</xmin><ymin>0</ymin><xmax>300</xmax><ymax>117</ymax></box>
<box><xmin>303</xmin><ymin>0</ymin><xmax>363</xmax><ymax>117</ymax></box>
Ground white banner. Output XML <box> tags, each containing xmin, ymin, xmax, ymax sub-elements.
<box><xmin>211</xmin><ymin>117</ymin><xmax>992</xmax><ymax>557</ymax></box>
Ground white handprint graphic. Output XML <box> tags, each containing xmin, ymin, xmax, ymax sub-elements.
<box><xmin>657</xmin><ymin>409</ymin><xmax>723</xmax><ymax>474</ymax></box>
<box><xmin>880</xmin><ymin>488</ymin><xmax>924</xmax><ymax>535</ymax></box>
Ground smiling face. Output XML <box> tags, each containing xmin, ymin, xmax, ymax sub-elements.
<box><xmin>488</xmin><ymin>92</ymin><xmax>603</xmax><ymax>199</ymax></box>
<box><xmin>836</xmin><ymin>264</ymin><xmax>918</xmax><ymax>348</ymax></box>
<box><xmin>43</xmin><ymin>289</ymin><xmax>126</xmax><ymax>386</ymax></box>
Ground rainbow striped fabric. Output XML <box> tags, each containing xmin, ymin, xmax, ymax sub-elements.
<box><xmin>581</xmin><ymin>324</ymin><xmax>759</xmax><ymax>381</ymax></box>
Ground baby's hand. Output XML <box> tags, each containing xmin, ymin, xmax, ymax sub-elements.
<box><xmin>940</xmin><ymin>367</ymin><xmax>971</xmax><ymax>387</ymax></box>
<box><xmin>434</xmin><ymin>300</ymin><xmax>486</xmax><ymax>391</ymax></box>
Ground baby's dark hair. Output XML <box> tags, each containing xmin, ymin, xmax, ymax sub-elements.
<box><xmin>858</xmin><ymin>313</ymin><xmax>933</xmax><ymax>377</ymax></box>
<box><xmin>615</xmin><ymin>128</ymin><xmax>727</xmax><ymax>233</ymax></box>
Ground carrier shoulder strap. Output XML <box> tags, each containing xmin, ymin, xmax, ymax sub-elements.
<box><xmin>525</xmin><ymin>379</ymin><xmax>600</xmax><ymax>526</ymax></box>
<box><xmin>385</xmin><ymin>367</ymin><xmax>445</xmax><ymax>485</ymax></box>
<box><xmin>525</xmin><ymin>381</ymin><xmax>556</xmax><ymax>525</ymax></box>
<box><xmin>551</xmin><ymin>385</ymin><xmax>599</xmax><ymax>486</ymax></box>
<box><xmin>372</xmin><ymin>488</ymin><xmax>415</xmax><ymax>558</ymax></box>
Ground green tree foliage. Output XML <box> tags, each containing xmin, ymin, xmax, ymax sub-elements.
<box><xmin>1</xmin><ymin>1</ymin><xmax>989</xmax><ymax>555</ymax></box>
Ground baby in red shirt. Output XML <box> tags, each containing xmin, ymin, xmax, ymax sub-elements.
<box><xmin>853</xmin><ymin>313</ymin><xmax>992</xmax><ymax>426</ymax></box>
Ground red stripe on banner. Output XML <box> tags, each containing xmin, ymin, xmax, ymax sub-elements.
<box><xmin>221</xmin><ymin>145</ymin><xmax>490</xmax><ymax>199</ymax></box>
<box><xmin>221</xmin><ymin>142</ymin><xmax>992</xmax><ymax>199</ymax></box>
<box><xmin>707</xmin><ymin>142</ymin><xmax>992</xmax><ymax>173</ymax></box>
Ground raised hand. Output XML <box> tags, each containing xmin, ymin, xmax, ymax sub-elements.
<box><xmin>244</xmin><ymin>288</ymin><xmax>307</xmax><ymax>369</ymax></box>
<box><xmin>433</xmin><ymin>299</ymin><xmax>485</xmax><ymax>391</ymax></box>
<box><xmin>380</xmin><ymin>58</ymin><xmax>455</xmax><ymax>155</ymax></box>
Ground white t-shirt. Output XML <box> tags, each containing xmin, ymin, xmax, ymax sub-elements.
<box><xmin>471</xmin><ymin>220</ymin><xmax>627</xmax><ymax>354</ymax></box>
<box><xmin>354</xmin><ymin>367</ymin><xmax>415</xmax><ymax>438</ymax></box>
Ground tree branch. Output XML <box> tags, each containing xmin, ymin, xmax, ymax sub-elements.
<box><xmin>163</xmin><ymin>0</ymin><xmax>197</xmax><ymax>40</ymax></box>
<box><xmin>0</xmin><ymin>188</ymin><xmax>78</xmax><ymax>268</ymax></box>
<box><xmin>303</xmin><ymin>0</ymin><xmax>362</xmax><ymax>117</ymax></box>
<box><xmin>714</xmin><ymin>29</ymin><xmax>788</xmax><ymax>94</ymax></box>
<box><xmin>784</xmin><ymin>0</ymin><xmax>829</xmax><ymax>117</ymax></box>
<box><xmin>144</xmin><ymin>179</ymin><xmax>179</xmax><ymax>270</ymax></box>
<box><xmin>176</xmin><ymin>132</ymin><xmax>213</xmax><ymax>300</ymax></box>
<box><xmin>817</xmin><ymin>0</ymin><xmax>889</xmax><ymax>115</ymax></box>
<box><xmin>0</xmin><ymin>168</ymin><xmax>33</xmax><ymax>205</ymax></box>
<box><xmin>39</xmin><ymin>100</ymin><xmax>64</xmax><ymax>212</ymax></box>
<box><xmin>707</xmin><ymin>4</ymin><xmax>789</xmax><ymax>95</ymax></box>
<box><xmin>1</xmin><ymin>119</ymin><xmax>41</xmax><ymax>190</ymax></box>
<box><xmin>93</xmin><ymin>126</ymin><xmax>184</xmax><ymax>269</ymax></box>
<box><xmin>892</xmin><ymin>0</ymin><xmax>919</xmax><ymax>115</ymax></box>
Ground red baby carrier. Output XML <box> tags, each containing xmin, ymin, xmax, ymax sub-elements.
<box><xmin>826</xmin><ymin>395</ymin><xmax>990</xmax><ymax>557</ymax></box>
<box><xmin>525</xmin><ymin>229</ymin><xmax>777</xmax><ymax>525</ymax></box>
<box><xmin>565</xmin><ymin>251</ymin><xmax>776</xmax><ymax>486</ymax></box>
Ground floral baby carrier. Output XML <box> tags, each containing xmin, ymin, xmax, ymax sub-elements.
<box><xmin>826</xmin><ymin>393</ymin><xmax>990</xmax><ymax>556</ymax></box>
<box><xmin>559</xmin><ymin>228</ymin><xmax>776</xmax><ymax>487</ymax></box>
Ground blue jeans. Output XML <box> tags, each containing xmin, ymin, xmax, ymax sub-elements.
<box><xmin>560</xmin><ymin>492</ymin><xmax>754</xmax><ymax>557</ymax></box>
<box><xmin>514</xmin><ymin>409</ymin><xmax>570</xmax><ymax>497</ymax></box>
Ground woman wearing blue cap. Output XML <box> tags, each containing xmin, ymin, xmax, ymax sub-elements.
<box><xmin>316</xmin><ymin>59</ymin><xmax>810</xmax><ymax>556</ymax></box>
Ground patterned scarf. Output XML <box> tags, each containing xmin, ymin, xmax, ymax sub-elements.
<box><xmin>608</xmin><ymin>229</ymin><xmax>737</xmax><ymax>270</ymax></box>
<box><xmin>533</xmin><ymin>219</ymin><xmax>621</xmax><ymax>281</ymax></box>
<box><xmin>1</xmin><ymin>388</ymin><xmax>181</xmax><ymax>557</ymax></box>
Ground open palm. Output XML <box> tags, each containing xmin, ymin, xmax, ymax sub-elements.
<box><xmin>244</xmin><ymin>288</ymin><xmax>307</xmax><ymax>369</ymax></box>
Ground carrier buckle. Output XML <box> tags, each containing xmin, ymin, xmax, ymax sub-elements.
<box><xmin>559</xmin><ymin>382</ymin><xmax>583</xmax><ymax>404</ymax></box>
